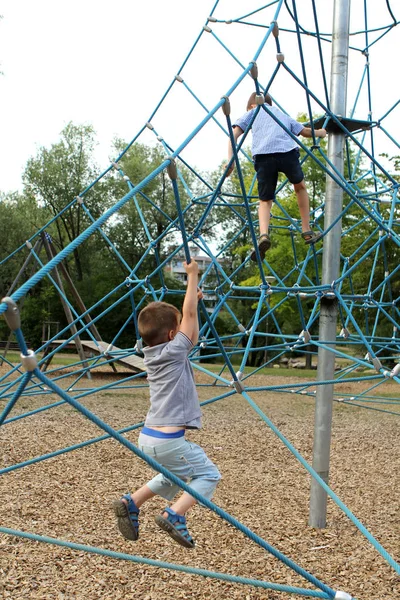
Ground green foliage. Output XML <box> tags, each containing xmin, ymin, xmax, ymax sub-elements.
<box><xmin>105</xmin><ymin>140</ymin><xmax>218</xmax><ymax>276</ymax></box>
<box><xmin>22</xmin><ymin>122</ymin><xmax>112</xmax><ymax>282</ymax></box>
<box><xmin>1</xmin><ymin>119</ymin><xmax>399</xmax><ymax>356</ymax></box>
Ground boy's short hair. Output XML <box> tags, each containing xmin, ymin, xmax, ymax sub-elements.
<box><xmin>138</xmin><ymin>301</ymin><xmax>180</xmax><ymax>347</ymax></box>
<box><xmin>246</xmin><ymin>92</ymin><xmax>272</xmax><ymax>111</ymax></box>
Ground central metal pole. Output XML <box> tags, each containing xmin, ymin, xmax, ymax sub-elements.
<box><xmin>309</xmin><ymin>0</ymin><xmax>351</xmax><ymax>528</ymax></box>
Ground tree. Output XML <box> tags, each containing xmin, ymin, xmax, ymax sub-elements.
<box><xmin>22</xmin><ymin>122</ymin><xmax>111</xmax><ymax>281</ymax></box>
<box><xmin>106</xmin><ymin>141</ymin><xmax>219</xmax><ymax>275</ymax></box>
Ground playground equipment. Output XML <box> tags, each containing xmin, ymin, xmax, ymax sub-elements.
<box><xmin>1</xmin><ymin>1</ymin><xmax>399</xmax><ymax>597</ymax></box>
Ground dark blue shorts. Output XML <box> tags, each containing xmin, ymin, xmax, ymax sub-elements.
<box><xmin>254</xmin><ymin>148</ymin><xmax>304</xmax><ymax>201</ymax></box>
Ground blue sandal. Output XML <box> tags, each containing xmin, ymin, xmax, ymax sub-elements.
<box><xmin>113</xmin><ymin>494</ymin><xmax>140</xmax><ymax>541</ymax></box>
<box><xmin>155</xmin><ymin>507</ymin><xmax>195</xmax><ymax>549</ymax></box>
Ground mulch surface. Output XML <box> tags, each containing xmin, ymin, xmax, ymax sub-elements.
<box><xmin>0</xmin><ymin>371</ymin><xmax>399</xmax><ymax>599</ymax></box>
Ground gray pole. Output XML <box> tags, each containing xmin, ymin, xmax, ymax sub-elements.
<box><xmin>309</xmin><ymin>0</ymin><xmax>351</xmax><ymax>528</ymax></box>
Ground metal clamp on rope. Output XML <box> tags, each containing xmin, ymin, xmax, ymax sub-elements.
<box><xmin>390</xmin><ymin>364</ymin><xmax>400</xmax><ymax>378</ymax></box>
<box><xmin>221</xmin><ymin>96</ymin><xmax>231</xmax><ymax>117</ymax></box>
<box><xmin>372</xmin><ymin>357</ymin><xmax>382</xmax><ymax>372</ymax></box>
<box><xmin>203</xmin><ymin>25</ymin><xmax>212</xmax><ymax>33</ymax></box>
<box><xmin>255</xmin><ymin>93</ymin><xmax>265</xmax><ymax>106</ymax></box>
<box><xmin>250</xmin><ymin>61</ymin><xmax>258</xmax><ymax>80</ymax></box>
<box><xmin>174</xmin><ymin>74</ymin><xmax>183</xmax><ymax>83</ymax></box>
<box><xmin>145</xmin><ymin>122</ymin><xmax>154</xmax><ymax>130</ymax></box>
<box><xmin>334</xmin><ymin>592</ymin><xmax>352</xmax><ymax>600</ymax></box>
<box><xmin>276</xmin><ymin>52</ymin><xmax>285</xmax><ymax>63</ymax></box>
<box><xmin>25</xmin><ymin>240</ymin><xmax>33</xmax><ymax>249</ymax></box>
<box><xmin>339</xmin><ymin>328</ymin><xmax>350</xmax><ymax>339</ymax></box>
<box><xmin>207</xmin><ymin>16</ymin><xmax>217</xmax><ymax>23</ymax></box>
<box><xmin>271</xmin><ymin>21</ymin><xmax>279</xmax><ymax>37</ymax></box>
<box><xmin>76</xmin><ymin>196</ymin><xmax>84</xmax><ymax>205</ymax></box>
<box><xmin>1</xmin><ymin>297</ymin><xmax>21</xmax><ymax>331</ymax></box>
<box><xmin>230</xmin><ymin>371</ymin><xmax>244</xmax><ymax>393</ymax></box>
<box><xmin>105</xmin><ymin>344</ymin><xmax>114</xmax><ymax>357</ymax></box>
<box><xmin>20</xmin><ymin>349</ymin><xmax>38</xmax><ymax>372</ymax></box>
<box><xmin>135</xmin><ymin>339</ymin><xmax>143</xmax><ymax>353</ymax></box>
<box><xmin>167</xmin><ymin>158</ymin><xmax>177</xmax><ymax>180</ymax></box>
<box><xmin>300</xmin><ymin>330</ymin><xmax>311</xmax><ymax>343</ymax></box>
<box><xmin>232</xmin><ymin>380</ymin><xmax>244</xmax><ymax>393</ymax></box>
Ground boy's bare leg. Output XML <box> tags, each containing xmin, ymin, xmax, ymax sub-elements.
<box><xmin>293</xmin><ymin>180</ymin><xmax>311</xmax><ymax>232</ymax></box>
<box><xmin>258</xmin><ymin>199</ymin><xmax>273</xmax><ymax>235</ymax></box>
<box><xmin>122</xmin><ymin>484</ymin><xmax>155</xmax><ymax>508</ymax></box>
<box><xmin>166</xmin><ymin>492</ymin><xmax>197</xmax><ymax>517</ymax></box>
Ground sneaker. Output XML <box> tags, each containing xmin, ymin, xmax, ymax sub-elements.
<box><xmin>250</xmin><ymin>233</ymin><xmax>271</xmax><ymax>262</ymax></box>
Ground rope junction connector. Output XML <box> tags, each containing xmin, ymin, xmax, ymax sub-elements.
<box><xmin>255</xmin><ymin>94</ymin><xmax>265</xmax><ymax>106</ymax></box>
<box><xmin>25</xmin><ymin>240</ymin><xmax>33</xmax><ymax>249</ymax></box>
<box><xmin>135</xmin><ymin>339</ymin><xmax>143</xmax><ymax>353</ymax></box>
<box><xmin>145</xmin><ymin>122</ymin><xmax>154</xmax><ymax>130</ymax></box>
<box><xmin>221</xmin><ymin>96</ymin><xmax>231</xmax><ymax>117</ymax></box>
<box><xmin>250</xmin><ymin>61</ymin><xmax>258</xmax><ymax>80</ymax></box>
<box><xmin>207</xmin><ymin>16</ymin><xmax>217</xmax><ymax>23</ymax></box>
<box><xmin>231</xmin><ymin>376</ymin><xmax>244</xmax><ymax>393</ymax></box>
<box><xmin>174</xmin><ymin>75</ymin><xmax>183</xmax><ymax>83</ymax></box>
<box><xmin>334</xmin><ymin>592</ymin><xmax>352</xmax><ymax>600</ymax></box>
<box><xmin>364</xmin><ymin>352</ymin><xmax>382</xmax><ymax>372</ymax></box>
<box><xmin>76</xmin><ymin>196</ymin><xmax>84</xmax><ymax>205</ymax></box>
<box><xmin>105</xmin><ymin>344</ymin><xmax>114</xmax><ymax>356</ymax></box>
<box><xmin>339</xmin><ymin>328</ymin><xmax>350</xmax><ymax>339</ymax></box>
<box><xmin>20</xmin><ymin>350</ymin><xmax>38</xmax><ymax>372</ymax></box>
<box><xmin>203</xmin><ymin>25</ymin><xmax>212</xmax><ymax>33</ymax></box>
<box><xmin>372</xmin><ymin>357</ymin><xmax>382</xmax><ymax>372</ymax></box>
<box><xmin>271</xmin><ymin>21</ymin><xmax>279</xmax><ymax>37</ymax></box>
<box><xmin>112</xmin><ymin>162</ymin><xmax>120</xmax><ymax>170</ymax></box>
<box><xmin>390</xmin><ymin>363</ymin><xmax>400</xmax><ymax>378</ymax></box>
<box><xmin>167</xmin><ymin>158</ymin><xmax>177</xmax><ymax>180</ymax></box>
<box><xmin>1</xmin><ymin>297</ymin><xmax>21</xmax><ymax>331</ymax></box>
<box><xmin>300</xmin><ymin>330</ymin><xmax>311</xmax><ymax>344</ymax></box>
<box><xmin>276</xmin><ymin>52</ymin><xmax>285</xmax><ymax>63</ymax></box>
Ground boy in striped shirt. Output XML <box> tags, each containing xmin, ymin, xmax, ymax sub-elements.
<box><xmin>226</xmin><ymin>92</ymin><xmax>326</xmax><ymax>260</ymax></box>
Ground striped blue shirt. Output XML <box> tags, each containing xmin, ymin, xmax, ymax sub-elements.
<box><xmin>233</xmin><ymin>105</ymin><xmax>304</xmax><ymax>156</ymax></box>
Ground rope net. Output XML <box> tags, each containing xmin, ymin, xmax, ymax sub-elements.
<box><xmin>1</xmin><ymin>1</ymin><xmax>399</xmax><ymax>596</ymax></box>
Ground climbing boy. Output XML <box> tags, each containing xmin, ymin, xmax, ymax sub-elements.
<box><xmin>113</xmin><ymin>259</ymin><xmax>221</xmax><ymax>549</ymax></box>
<box><xmin>226</xmin><ymin>92</ymin><xmax>327</xmax><ymax>261</ymax></box>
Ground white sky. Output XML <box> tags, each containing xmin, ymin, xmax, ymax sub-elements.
<box><xmin>0</xmin><ymin>0</ymin><xmax>399</xmax><ymax>195</ymax></box>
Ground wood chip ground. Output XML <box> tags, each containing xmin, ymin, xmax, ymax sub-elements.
<box><xmin>0</xmin><ymin>370</ymin><xmax>399</xmax><ymax>599</ymax></box>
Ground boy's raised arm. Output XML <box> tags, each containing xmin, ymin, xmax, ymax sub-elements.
<box><xmin>225</xmin><ymin>125</ymin><xmax>244</xmax><ymax>177</ymax></box>
<box><xmin>179</xmin><ymin>259</ymin><xmax>200</xmax><ymax>344</ymax></box>
<box><xmin>299</xmin><ymin>127</ymin><xmax>326</xmax><ymax>139</ymax></box>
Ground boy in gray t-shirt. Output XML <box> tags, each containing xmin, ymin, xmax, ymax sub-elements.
<box><xmin>113</xmin><ymin>259</ymin><xmax>221</xmax><ymax>549</ymax></box>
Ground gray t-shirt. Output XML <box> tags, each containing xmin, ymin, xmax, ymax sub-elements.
<box><xmin>143</xmin><ymin>331</ymin><xmax>202</xmax><ymax>428</ymax></box>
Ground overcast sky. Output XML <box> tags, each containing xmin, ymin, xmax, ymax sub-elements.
<box><xmin>0</xmin><ymin>0</ymin><xmax>398</xmax><ymax>195</ymax></box>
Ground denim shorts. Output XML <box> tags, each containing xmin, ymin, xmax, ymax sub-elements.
<box><xmin>254</xmin><ymin>148</ymin><xmax>304</xmax><ymax>200</ymax></box>
<box><xmin>138</xmin><ymin>435</ymin><xmax>221</xmax><ymax>502</ymax></box>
